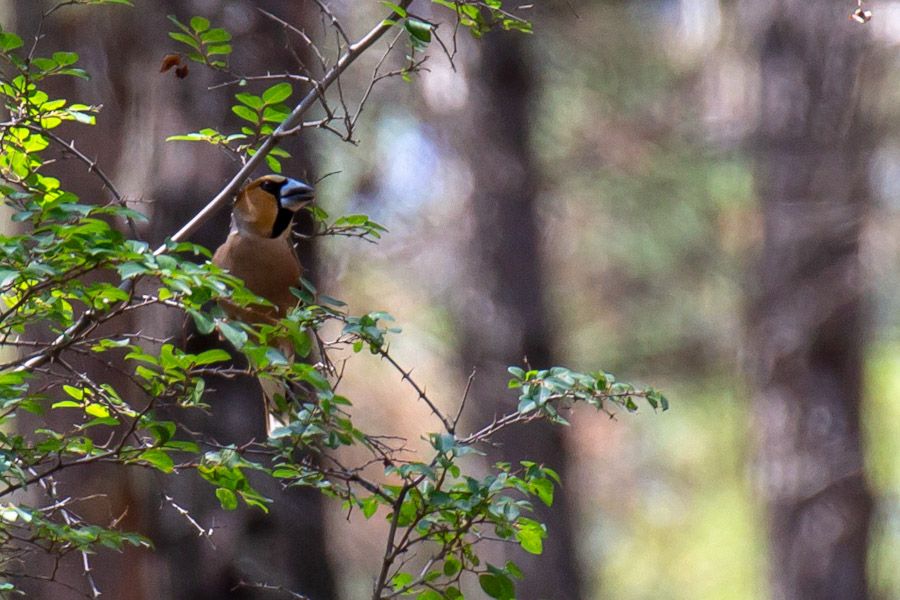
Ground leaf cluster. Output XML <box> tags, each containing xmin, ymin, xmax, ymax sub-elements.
<box><xmin>0</xmin><ymin>3</ymin><xmax>665</xmax><ymax>599</ymax></box>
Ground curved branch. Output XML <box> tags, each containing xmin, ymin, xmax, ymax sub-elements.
<box><xmin>162</xmin><ymin>0</ymin><xmax>414</xmax><ymax>252</ymax></box>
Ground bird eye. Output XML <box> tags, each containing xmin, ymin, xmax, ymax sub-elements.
<box><xmin>259</xmin><ymin>179</ymin><xmax>283</xmax><ymax>195</ymax></box>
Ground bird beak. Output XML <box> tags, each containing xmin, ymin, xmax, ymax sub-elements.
<box><xmin>279</xmin><ymin>178</ymin><xmax>315</xmax><ymax>211</ymax></box>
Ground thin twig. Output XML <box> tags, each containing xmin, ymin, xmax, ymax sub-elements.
<box><xmin>451</xmin><ymin>368</ymin><xmax>476</xmax><ymax>433</ymax></box>
<box><xmin>257</xmin><ymin>8</ymin><xmax>328</xmax><ymax>73</ymax></box>
<box><xmin>312</xmin><ymin>0</ymin><xmax>351</xmax><ymax>46</ymax></box>
<box><xmin>233</xmin><ymin>580</ymin><xmax>311</xmax><ymax>599</ymax></box>
<box><xmin>207</xmin><ymin>73</ymin><xmax>313</xmax><ymax>91</ymax></box>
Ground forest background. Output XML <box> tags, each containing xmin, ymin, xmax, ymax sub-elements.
<box><xmin>1</xmin><ymin>1</ymin><xmax>898</xmax><ymax>599</ymax></box>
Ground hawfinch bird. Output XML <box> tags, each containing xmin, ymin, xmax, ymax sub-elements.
<box><xmin>212</xmin><ymin>174</ymin><xmax>315</xmax><ymax>431</ymax></box>
<box><xmin>213</xmin><ymin>175</ymin><xmax>314</xmax><ymax>322</ymax></box>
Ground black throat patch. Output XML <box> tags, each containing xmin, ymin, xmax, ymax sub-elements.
<box><xmin>270</xmin><ymin>207</ymin><xmax>294</xmax><ymax>238</ymax></box>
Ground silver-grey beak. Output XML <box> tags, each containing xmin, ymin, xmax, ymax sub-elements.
<box><xmin>279</xmin><ymin>178</ymin><xmax>315</xmax><ymax>211</ymax></box>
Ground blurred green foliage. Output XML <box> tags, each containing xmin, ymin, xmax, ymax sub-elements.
<box><xmin>865</xmin><ymin>343</ymin><xmax>900</xmax><ymax>599</ymax></box>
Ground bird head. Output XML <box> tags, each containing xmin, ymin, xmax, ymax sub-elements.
<box><xmin>232</xmin><ymin>175</ymin><xmax>315</xmax><ymax>239</ymax></box>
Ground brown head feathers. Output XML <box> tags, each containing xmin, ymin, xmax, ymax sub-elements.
<box><xmin>232</xmin><ymin>175</ymin><xmax>315</xmax><ymax>239</ymax></box>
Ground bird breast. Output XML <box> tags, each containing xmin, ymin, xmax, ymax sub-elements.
<box><xmin>212</xmin><ymin>232</ymin><xmax>302</xmax><ymax>322</ymax></box>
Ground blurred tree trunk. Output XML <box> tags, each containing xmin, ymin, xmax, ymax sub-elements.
<box><xmin>456</xmin><ymin>32</ymin><xmax>583</xmax><ymax>600</ymax></box>
<box><xmin>12</xmin><ymin>2</ymin><xmax>335</xmax><ymax>598</ymax></box>
<box><xmin>749</xmin><ymin>4</ymin><xmax>875</xmax><ymax>599</ymax></box>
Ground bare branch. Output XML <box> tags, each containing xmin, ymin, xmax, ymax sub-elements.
<box><xmin>257</xmin><ymin>8</ymin><xmax>328</xmax><ymax>73</ymax></box>
<box><xmin>207</xmin><ymin>73</ymin><xmax>313</xmax><ymax>91</ymax></box>
<box><xmin>233</xmin><ymin>580</ymin><xmax>311</xmax><ymax>600</ymax></box>
<box><xmin>452</xmin><ymin>368</ymin><xmax>476</xmax><ymax>433</ymax></box>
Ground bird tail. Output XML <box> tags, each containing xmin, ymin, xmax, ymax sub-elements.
<box><xmin>258</xmin><ymin>375</ymin><xmax>290</xmax><ymax>437</ymax></box>
<box><xmin>258</xmin><ymin>332</ymin><xmax>325</xmax><ymax>438</ymax></box>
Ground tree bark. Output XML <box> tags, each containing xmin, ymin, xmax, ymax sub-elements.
<box><xmin>456</xmin><ymin>31</ymin><xmax>583</xmax><ymax>600</ymax></box>
<box><xmin>749</xmin><ymin>3</ymin><xmax>875</xmax><ymax>599</ymax></box>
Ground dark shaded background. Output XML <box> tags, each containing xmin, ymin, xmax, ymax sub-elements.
<box><xmin>4</xmin><ymin>1</ymin><xmax>899</xmax><ymax>599</ymax></box>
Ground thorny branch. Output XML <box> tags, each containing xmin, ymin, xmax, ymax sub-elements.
<box><xmin>376</xmin><ymin>346</ymin><xmax>454</xmax><ymax>432</ymax></box>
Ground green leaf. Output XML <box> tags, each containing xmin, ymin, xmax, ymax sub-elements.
<box><xmin>201</xmin><ymin>28</ymin><xmax>232</xmax><ymax>43</ymax></box>
<box><xmin>67</xmin><ymin>110</ymin><xmax>95</xmax><ymax>124</ymax></box>
<box><xmin>232</xmin><ymin>104</ymin><xmax>259</xmax><ymax>124</ymax></box>
<box><xmin>271</xmin><ymin>467</ymin><xmax>298</xmax><ymax>478</ymax></box>
<box><xmin>390</xmin><ymin>572</ymin><xmax>414</xmax><ymax>591</ymax></box>
<box><xmin>206</xmin><ymin>44</ymin><xmax>232</xmax><ymax>56</ymax></box>
<box><xmin>505</xmin><ymin>561</ymin><xmax>523</xmax><ymax>580</ymax></box>
<box><xmin>216</xmin><ymin>487</ymin><xmax>238</xmax><ymax>510</ymax></box>
<box><xmin>51</xmin><ymin>401</ymin><xmax>81</xmax><ymax>409</ymax></box>
<box><xmin>529</xmin><ymin>477</ymin><xmax>554</xmax><ymax>507</ymax></box>
<box><xmin>239</xmin><ymin>490</ymin><xmax>271</xmax><ymax>512</ymax></box>
<box><xmin>166</xmin><ymin>133</ymin><xmax>207</xmax><ymax>142</ymax></box>
<box><xmin>84</xmin><ymin>403</ymin><xmax>110</xmax><ymax>419</ymax></box>
<box><xmin>63</xmin><ymin>385</ymin><xmax>85</xmax><ymax>401</ymax></box>
<box><xmin>262</xmin><ymin>82</ymin><xmax>292</xmax><ymax>105</ymax></box>
<box><xmin>165</xmin><ymin>440</ymin><xmax>198</xmax><ymax>453</ymax></box>
<box><xmin>318</xmin><ymin>295</ymin><xmax>346</xmax><ymax>308</ymax></box>
<box><xmin>382</xmin><ymin>1</ymin><xmax>407</xmax><ymax>17</ymax></box>
<box><xmin>193</xmin><ymin>349</ymin><xmax>231</xmax><ymax>366</ymax></box>
<box><xmin>264</xmin><ymin>347</ymin><xmax>288</xmax><ymax>366</ymax></box>
<box><xmin>190</xmin><ymin>16</ymin><xmax>210</xmax><ymax>33</ymax></box>
<box><xmin>515</xmin><ymin>519</ymin><xmax>545</xmax><ymax>555</ymax></box>
<box><xmin>507</xmin><ymin>366</ymin><xmax>525</xmax><ymax>379</ymax></box>
<box><xmin>0</xmin><ymin>269</ymin><xmax>18</xmax><ymax>287</ymax></box>
<box><xmin>168</xmin><ymin>31</ymin><xmax>199</xmax><ymax>50</ymax></box>
<box><xmin>117</xmin><ymin>262</ymin><xmax>148</xmax><ymax>279</ymax></box>
<box><xmin>189</xmin><ymin>309</ymin><xmax>215</xmax><ymax>335</ymax></box>
<box><xmin>265</xmin><ymin>154</ymin><xmax>282</xmax><ymax>173</ymax></box>
<box><xmin>479</xmin><ymin>573</ymin><xmax>515</xmax><ymax>600</ymax></box>
<box><xmin>443</xmin><ymin>556</ymin><xmax>461</xmax><ymax>577</ymax></box>
<box><xmin>405</xmin><ymin>18</ymin><xmax>433</xmax><ymax>44</ymax></box>
<box><xmin>217</xmin><ymin>321</ymin><xmax>247</xmax><ymax>349</ymax></box>
<box><xmin>51</xmin><ymin>51</ymin><xmax>78</xmax><ymax>66</ymax></box>
<box><xmin>361</xmin><ymin>496</ymin><xmax>379</xmax><ymax>519</ymax></box>
<box><xmin>138</xmin><ymin>448</ymin><xmax>174</xmax><ymax>473</ymax></box>
<box><xmin>147</xmin><ymin>421</ymin><xmax>176</xmax><ymax>444</ymax></box>
<box><xmin>262</xmin><ymin>104</ymin><xmax>291</xmax><ymax>123</ymax></box>
<box><xmin>0</xmin><ymin>32</ymin><xmax>24</xmax><ymax>52</ymax></box>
